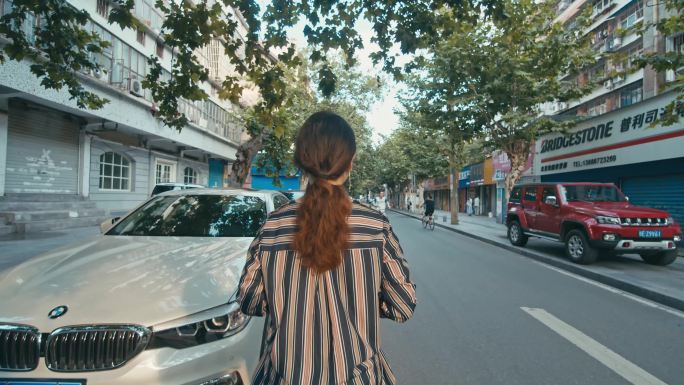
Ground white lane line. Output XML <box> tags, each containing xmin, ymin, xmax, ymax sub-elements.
<box><xmin>521</xmin><ymin>307</ymin><xmax>669</xmax><ymax>385</ymax></box>
<box><xmin>527</xmin><ymin>259</ymin><xmax>684</xmax><ymax>320</ymax></box>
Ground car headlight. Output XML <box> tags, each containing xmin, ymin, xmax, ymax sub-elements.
<box><xmin>596</xmin><ymin>216</ymin><xmax>621</xmax><ymax>225</ymax></box>
<box><xmin>148</xmin><ymin>301</ymin><xmax>250</xmax><ymax>350</ymax></box>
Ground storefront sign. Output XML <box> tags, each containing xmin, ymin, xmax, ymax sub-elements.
<box><xmin>470</xmin><ymin>162</ymin><xmax>484</xmax><ymax>185</ymax></box>
<box><xmin>492</xmin><ymin>149</ymin><xmax>535</xmax><ymax>181</ymax></box>
<box><xmin>537</xmin><ymin>93</ymin><xmax>684</xmax><ymax>175</ymax></box>
<box><xmin>458</xmin><ymin>166</ymin><xmax>471</xmax><ymax>189</ymax></box>
<box><xmin>425</xmin><ymin>176</ymin><xmax>450</xmax><ymax>191</ymax></box>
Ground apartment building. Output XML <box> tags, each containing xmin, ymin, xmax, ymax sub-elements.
<box><xmin>537</xmin><ymin>0</ymin><xmax>684</xmax><ymax>224</ymax></box>
<box><xmin>0</xmin><ymin>0</ymin><xmax>251</xmax><ymax>233</ymax></box>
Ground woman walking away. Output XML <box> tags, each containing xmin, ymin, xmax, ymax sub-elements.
<box><xmin>238</xmin><ymin>111</ymin><xmax>416</xmax><ymax>385</ymax></box>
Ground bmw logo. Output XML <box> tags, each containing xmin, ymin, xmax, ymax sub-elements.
<box><xmin>48</xmin><ymin>305</ymin><xmax>68</xmax><ymax>319</ymax></box>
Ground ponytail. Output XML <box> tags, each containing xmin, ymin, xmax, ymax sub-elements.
<box><xmin>293</xmin><ymin>111</ymin><xmax>357</xmax><ymax>273</ymax></box>
<box><xmin>294</xmin><ymin>179</ymin><xmax>352</xmax><ymax>272</ymax></box>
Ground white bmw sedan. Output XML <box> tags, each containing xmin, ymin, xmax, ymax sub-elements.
<box><xmin>0</xmin><ymin>188</ymin><xmax>291</xmax><ymax>385</ymax></box>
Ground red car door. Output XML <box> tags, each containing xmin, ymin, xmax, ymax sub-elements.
<box><xmin>522</xmin><ymin>186</ymin><xmax>540</xmax><ymax>230</ymax></box>
<box><xmin>536</xmin><ymin>186</ymin><xmax>562</xmax><ymax>235</ymax></box>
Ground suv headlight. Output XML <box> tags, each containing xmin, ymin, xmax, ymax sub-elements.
<box><xmin>596</xmin><ymin>216</ymin><xmax>621</xmax><ymax>225</ymax></box>
<box><xmin>148</xmin><ymin>301</ymin><xmax>250</xmax><ymax>349</ymax></box>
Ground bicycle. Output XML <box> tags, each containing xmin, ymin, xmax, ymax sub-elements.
<box><xmin>421</xmin><ymin>213</ymin><xmax>435</xmax><ymax>231</ymax></box>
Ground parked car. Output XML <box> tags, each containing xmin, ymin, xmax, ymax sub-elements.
<box><xmin>281</xmin><ymin>190</ymin><xmax>305</xmax><ymax>201</ymax></box>
<box><xmin>150</xmin><ymin>182</ymin><xmax>205</xmax><ymax>196</ymax></box>
<box><xmin>506</xmin><ymin>183</ymin><xmax>682</xmax><ymax>266</ymax></box>
<box><xmin>0</xmin><ymin>188</ymin><xmax>290</xmax><ymax>385</ymax></box>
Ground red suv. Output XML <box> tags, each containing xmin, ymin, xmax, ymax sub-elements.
<box><xmin>506</xmin><ymin>183</ymin><xmax>682</xmax><ymax>266</ymax></box>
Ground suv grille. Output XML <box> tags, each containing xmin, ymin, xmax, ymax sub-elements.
<box><xmin>0</xmin><ymin>325</ymin><xmax>40</xmax><ymax>371</ymax></box>
<box><xmin>620</xmin><ymin>217</ymin><xmax>669</xmax><ymax>226</ymax></box>
<box><xmin>45</xmin><ymin>326</ymin><xmax>150</xmax><ymax>372</ymax></box>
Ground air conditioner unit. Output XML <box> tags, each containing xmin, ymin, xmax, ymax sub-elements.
<box><xmin>666</xmin><ymin>69</ymin><xmax>676</xmax><ymax>82</ymax></box>
<box><xmin>130</xmin><ymin>79</ymin><xmax>143</xmax><ymax>97</ymax></box>
<box><xmin>93</xmin><ymin>67</ymin><xmax>104</xmax><ymax>79</ymax></box>
<box><xmin>614</xmin><ymin>37</ymin><xmax>622</xmax><ymax>47</ymax></box>
<box><xmin>604</xmin><ymin>79</ymin><xmax>614</xmax><ymax>89</ymax></box>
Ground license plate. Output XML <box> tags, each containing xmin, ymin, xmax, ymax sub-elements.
<box><xmin>639</xmin><ymin>230</ymin><xmax>662</xmax><ymax>238</ymax></box>
<box><xmin>0</xmin><ymin>380</ymin><xmax>85</xmax><ymax>385</ymax></box>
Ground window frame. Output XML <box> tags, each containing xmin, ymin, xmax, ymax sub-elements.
<box><xmin>523</xmin><ymin>186</ymin><xmax>538</xmax><ymax>202</ymax></box>
<box><xmin>183</xmin><ymin>166</ymin><xmax>198</xmax><ymax>185</ymax></box>
<box><xmin>155</xmin><ymin>160</ymin><xmax>177</xmax><ymax>184</ymax></box>
<box><xmin>99</xmin><ymin>151</ymin><xmax>132</xmax><ymax>192</ymax></box>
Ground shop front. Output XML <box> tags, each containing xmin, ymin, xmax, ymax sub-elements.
<box><xmin>536</xmin><ymin>91</ymin><xmax>684</xmax><ymax>225</ymax></box>
<box><xmin>458</xmin><ymin>166</ymin><xmax>471</xmax><ymax>213</ymax></box>
<box><xmin>424</xmin><ymin>175</ymin><xmax>451</xmax><ymax>211</ymax></box>
<box><xmin>469</xmin><ymin>160</ymin><xmax>495</xmax><ymax>216</ymax></box>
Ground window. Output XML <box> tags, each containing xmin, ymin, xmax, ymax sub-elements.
<box><xmin>626</xmin><ymin>44</ymin><xmax>643</xmax><ymax>69</ymax></box>
<box><xmin>156</xmin><ymin>161</ymin><xmax>176</xmax><ymax>184</ymax></box>
<box><xmin>273</xmin><ymin>194</ymin><xmax>290</xmax><ymax>210</ymax></box>
<box><xmin>587</xmin><ymin>97</ymin><xmax>607</xmax><ymax>116</ymax></box>
<box><xmin>524</xmin><ymin>187</ymin><xmax>538</xmax><ymax>202</ymax></box>
<box><xmin>592</xmin><ymin>0</ymin><xmax>612</xmax><ymax>16</ymax></box>
<box><xmin>97</xmin><ymin>0</ymin><xmax>109</xmax><ymax>17</ymax></box>
<box><xmin>619</xmin><ymin>1</ymin><xmax>644</xmax><ymax>30</ymax></box>
<box><xmin>156</xmin><ymin>40</ymin><xmax>164</xmax><ymax>58</ymax></box>
<box><xmin>183</xmin><ymin>167</ymin><xmax>198</xmax><ymax>184</ymax></box>
<box><xmin>509</xmin><ymin>187</ymin><xmax>522</xmax><ymax>202</ymax></box>
<box><xmin>99</xmin><ymin>152</ymin><xmax>131</xmax><ymax>191</ymax></box>
<box><xmin>136</xmin><ymin>28</ymin><xmax>145</xmax><ymax>46</ymax></box>
<box><xmin>542</xmin><ymin>187</ymin><xmax>558</xmax><ymax>204</ymax></box>
<box><xmin>620</xmin><ymin>83</ymin><xmax>642</xmax><ymax>107</ymax></box>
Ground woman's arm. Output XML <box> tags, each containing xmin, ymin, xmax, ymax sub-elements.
<box><xmin>380</xmin><ymin>222</ymin><xmax>417</xmax><ymax>323</ymax></box>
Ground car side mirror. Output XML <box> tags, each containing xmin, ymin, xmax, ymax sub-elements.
<box><xmin>100</xmin><ymin>217</ymin><xmax>121</xmax><ymax>234</ymax></box>
<box><xmin>545</xmin><ymin>196</ymin><xmax>559</xmax><ymax>207</ymax></box>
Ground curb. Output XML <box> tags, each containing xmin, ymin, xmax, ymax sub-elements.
<box><xmin>390</xmin><ymin>209</ymin><xmax>684</xmax><ymax>312</ymax></box>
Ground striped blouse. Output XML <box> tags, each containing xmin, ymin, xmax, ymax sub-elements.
<box><xmin>238</xmin><ymin>202</ymin><xmax>417</xmax><ymax>385</ymax></box>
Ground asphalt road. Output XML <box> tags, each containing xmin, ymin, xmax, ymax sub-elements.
<box><xmin>381</xmin><ymin>212</ymin><xmax>684</xmax><ymax>385</ymax></box>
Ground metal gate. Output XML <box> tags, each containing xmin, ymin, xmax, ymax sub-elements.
<box><xmin>621</xmin><ymin>174</ymin><xmax>684</xmax><ymax>226</ymax></box>
<box><xmin>5</xmin><ymin>101</ymin><xmax>80</xmax><ymax>194</ymax></box>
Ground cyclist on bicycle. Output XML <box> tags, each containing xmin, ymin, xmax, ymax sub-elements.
<box><xmin>423</xmin><ymin>193</ymin><xmax>435</xmax><ymax>220</ymax></box>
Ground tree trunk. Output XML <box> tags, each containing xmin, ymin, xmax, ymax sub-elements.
<box><xmin>228</xmin><ymin>132</ymin><xmax>266</xmax><ymax>187</ymax></box>
<box><xmin>503</xmin><ymin>140</ymin><xmax>530</xmax><ymax>200</ymax></box>
<box><xmin>450</xmin><ymin>165</ymin><xmax>459</xmax><ymax>225</ymax></box>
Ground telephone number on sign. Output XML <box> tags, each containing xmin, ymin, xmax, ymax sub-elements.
<box><xmin>573</xmin><ymin>155</ymin><xmax>617</xmax><ymax>168</ymax></box>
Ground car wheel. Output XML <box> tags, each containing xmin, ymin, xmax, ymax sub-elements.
<box><xmin>508</xmin><ymin>220</ymin><xmax>528</xmax><ymax>246</ymax></box>
<box><xmin>565</xmin><ymin>229</ymin><xmax>598</xmax><ymax>265</ymax></box>
<box><xmin>639</xmin><ymin>250</ymin><xmax>678</xmax><ymax>266</ymax></box>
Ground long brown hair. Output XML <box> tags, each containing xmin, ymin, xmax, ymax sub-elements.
<box><xmin>293</xmin><ymin>111</ymin><xmax>356</xmax><ymax>273</ymax></box>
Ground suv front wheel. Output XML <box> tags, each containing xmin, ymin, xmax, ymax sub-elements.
<box><xmin>639</xmin><ymin>250</ymin><xmax>678</xmax><ymax>266</ymax></box>
<box><xmin>507</xmin><ymin>220</ymin><xmax>528</xmax><ymax>247</ymax></box>
<box><xmin>565</xmin><ymin>229</ymin><xmax>598</xmax><ymax>265</ymax></box>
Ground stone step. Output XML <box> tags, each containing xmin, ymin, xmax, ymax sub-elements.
<box><xmin>0</xmin><ymin>194</ymin><xmax>85</xmax><ymax>202</ymax></box>
<box><xmin>15</xmin><ymin>216</ymin><xmax>109</xmax><ymax>234</ymax></box>
<box><xmin>0</xmin><ymin>224</ymin><xmax>15</xmax><ymax>236</ymax></box>
<box><xmin>1</xmin><ymin>209</ymin><xmax>107</xmax><ymax>224</ymax></box>
<box><xmin>0</xmin><ymin>201</ymin><xmax>98</xmax><ymax>211</ymax></box>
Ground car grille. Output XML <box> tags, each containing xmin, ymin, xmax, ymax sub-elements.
<box><xmin>0</xmin><ymin>325</ymin><xmax>41</xmax><ymax>371</ymax></box>
<box><xmin>45</xmin><ymin>325</ymin><xmax>150</xmax><ymax>372</ymax></box>
<box><xmin>620</xmin><ymin>217</ymin><xmax>669</xmax><ymax>226</ymax></box>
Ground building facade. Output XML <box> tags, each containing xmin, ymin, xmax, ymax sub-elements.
<box><xmin>0</xmin><ymin>0</ymin><xmax>248</xmax><ymax>225</ymax></box>
<box><xmin>535</xmin><ymin>0</ymin><xmax>684</xmax><ymax>223</ymax></box>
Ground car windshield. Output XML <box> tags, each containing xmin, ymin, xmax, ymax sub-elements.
<box><xmin>108</xmin><ymin>194</ymin><xmax>267</xmax><ymax>237</ymax></box>
<box><xmin>560</xmin><ymin>185</ymin><xmax>626</xmax><ymax>202</ymax></box>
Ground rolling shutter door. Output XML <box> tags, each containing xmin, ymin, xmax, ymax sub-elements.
<box><xmin>5</xmin><ymin>102</ymin><xmax>80</xmax><ymax>194</ymax></box>
<box><xmin>621</xmin><ymin>174</ymin><xmax>684</xmax><ymax>225</ymax></box>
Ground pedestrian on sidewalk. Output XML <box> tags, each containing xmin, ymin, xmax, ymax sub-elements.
<box><xmin>238</xmin><ymin>111</ymin><xmax>416</xmax><ymax>385</ymax></box>
<box><xmin>375</xmin><ymin>190</ymin><xmax>388</xmax><ymax>215</ymax></box>
<box><xmin>474</xmin><ymin>196</ymin><xmax>480</xmax><ymax>216</ymax></box>
<box><xmin>467</xmin><ymin>196</ymin><xmax>473</xmax><ymax>216</ymax></box>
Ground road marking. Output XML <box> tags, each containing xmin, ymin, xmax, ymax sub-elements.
<box><xmin>527</xmin><ymin>260</ymin><xmax>684</xmax><ymax>320</ymax></box>
<box><xmin>521</xmin><ymin>307</ymin><xmax>669</xmax><ymax>385</ymax></box>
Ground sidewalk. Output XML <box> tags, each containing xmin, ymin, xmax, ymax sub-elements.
<box><xmin>393</xmin><ymin>208</ymin><xmax>684</xmax><ymax>311</ymax></box>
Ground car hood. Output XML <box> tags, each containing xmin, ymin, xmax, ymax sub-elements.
<box><xmin>568</xmin><ymin>201</ymin><xmax>671</xmax><ymax>218</ymax></box>
<box><xmin>0</xmin><ymin>236</ymin><xmax>253</xmax><ymax>331</ymax></box>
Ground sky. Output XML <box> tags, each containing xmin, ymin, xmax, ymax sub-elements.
<box><xmin>256</xmin><ymin>1</ymin><xmax>405</xmax><ymax>143</ymax></box>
